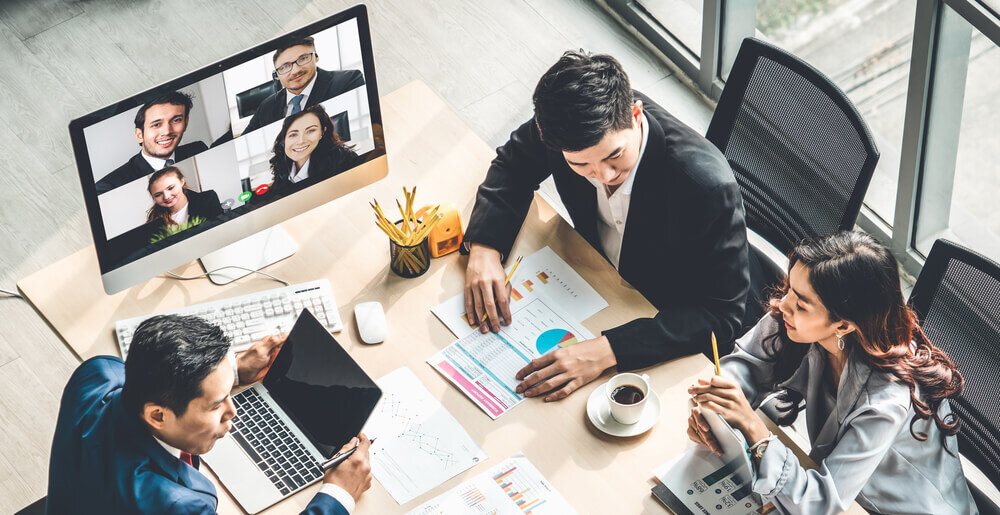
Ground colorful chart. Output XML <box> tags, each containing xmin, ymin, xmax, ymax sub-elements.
<box><xmin>536</xmin><ymin>272</ymin><xmax>549</xmax><ymax>284</ymax></box>
<box><xmin>493</xmin><ymin>465</ymin><xmax>547</xmax><ymax>513</ymax></box>
<box><xmin>510</xmin><ymin>289</ymin><xmax>523</xmax><ymax>301</ymax></box>
<box><xmin>460</xmin><ymin>486</ymin><xmax>486</xmax><ymax>508</ymax></box>
<box><xmin>521</xmin><ymin>280</ymin><xmax>534</xmax><ymax>292</ymax></box>
<box><xmin>535</xmin><ymin>329</ymin><xmax>578</xmax><ymax>354</ymax></box>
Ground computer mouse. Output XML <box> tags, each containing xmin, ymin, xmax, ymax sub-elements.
<box><xmin>354</xmin><ymin>301</ymin><xmax>387</xmax><ymax>344</ymax></box>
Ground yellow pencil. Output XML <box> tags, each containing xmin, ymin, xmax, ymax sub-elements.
<box><xmin>479</xmin><ymin>255</ymin><xmax>523</xmax><ymax>323</ymax></box>
<box><xmin>711</xmin><ymin>331</ymin><xmax>721</xmax><ymax>376</ymax></box>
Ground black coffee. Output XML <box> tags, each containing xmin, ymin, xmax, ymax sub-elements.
<box><xmin>611</xmin><ymin>384</ymin><xmax>644</xmax><ymax>405</ymax></box>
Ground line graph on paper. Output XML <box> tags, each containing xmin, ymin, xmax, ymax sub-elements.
<box><xmin>364</xmin><ymin>367</ymin><xmax>487</xmax><ymax>504</ymax></box>
<box><xmin>377</xmin><ymin>392</ymin><xmax>459</xmax><ymax>468</ymax></box>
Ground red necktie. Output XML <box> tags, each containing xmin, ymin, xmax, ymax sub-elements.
<box><xmin>179</xmin><ymin>451</ymin><xmax>194</xmax><ymax>467</ymax></box>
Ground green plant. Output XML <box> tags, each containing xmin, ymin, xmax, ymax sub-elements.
<box><xmin>149</xmin><ymin>216</ymin><xmax>206</xmax><ymax>244</ymax></box>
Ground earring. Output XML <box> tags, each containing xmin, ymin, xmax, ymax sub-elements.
<box><xmin>837</xmin><ymin>333</ymin><xmax>845</xmax><ymax>351</ymax></box>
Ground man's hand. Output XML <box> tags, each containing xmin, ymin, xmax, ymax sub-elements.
<box><xmin>323</xmin><ymin>433</ymin><xmax>373</xmax><ymax>501</ymax></box>
<box><xmin>465</xmin><ymin>243</ymin><xmax>512</xmax><ymax>333</ymax></box>
<box><xmin>515</xmin><ymin>336</ymin><xmax>617</xmax><ymax>401</ymax></box>
<box><xmin>236</xmin><ymin>333</ymin><xmax>286</xmax><ymax>385</ymax></box>
<box><xmin>688</xmin><ymin>376</ymin><xmax>770</xmax><ymax>445</ymax></box>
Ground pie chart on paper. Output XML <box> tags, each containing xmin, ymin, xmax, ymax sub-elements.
<box><xmin>536</xmin><ymin>329</ymin><xmax>579</xmax><ymax>354</ymax></box>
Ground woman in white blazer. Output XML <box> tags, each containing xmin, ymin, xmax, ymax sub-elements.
<box><xmin>687</xmin><ymin>231</ymin><xmax>977</xmax><ymax>514</ymax></box>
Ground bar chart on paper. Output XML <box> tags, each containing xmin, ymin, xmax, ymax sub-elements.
<box><xmin>432</xmin><ymin>247</ymin><xmax>608</xmax><ymax>338</ymax></box>
<box><xmin>407</xmin><ymin>453</ymin><xmax>575</xmax><ymax>515</ymax></box>
<box><xmin>492</xmin><ymin>463</ymin><xmax>548</xmax><ymax>513</ymax></box>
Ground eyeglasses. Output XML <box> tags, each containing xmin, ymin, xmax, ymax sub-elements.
<box><xmin>275</xmin><ymin>52</ymin><xmax>316</xmax><ymax>75</ymax></box>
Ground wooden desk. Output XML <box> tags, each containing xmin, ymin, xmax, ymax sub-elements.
<box><xmin>19</xmin><ymin>80</ymin><xmax>860</xmax><ymax>514</ymax></box>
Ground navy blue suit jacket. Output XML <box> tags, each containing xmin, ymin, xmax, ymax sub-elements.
<box><xmin>48</xmin><ymin>356</ymin><xmax>348</xmax><ymax>514</ymax></box>
<box><xmin>241</xmin><ymin>68</ymin><xmax>365</xmax><ymax>136</ymax></box>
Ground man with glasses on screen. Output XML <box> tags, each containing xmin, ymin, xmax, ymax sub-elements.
<box><xmin>95</xmin><ymin>91</ymin><xmax>209</xmax><ymax>194</ymax></box>
<box><xmin>240</xmin><ymin>36</ymin><xmax>365</xmax><ymax>137</ymax></box>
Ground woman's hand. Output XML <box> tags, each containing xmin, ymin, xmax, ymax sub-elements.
<box><xmin>688</xmin><ymin>375</ymin><xmax>770</xmax><ymax>445</ymax></box>
<box><xmin>687</xmin><ymin>405</ymin><xmax>722</xmax><ymax>456</ymax></box>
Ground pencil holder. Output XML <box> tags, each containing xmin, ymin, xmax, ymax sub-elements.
<box><xmin>389</xmin><ymin>221</ymin><xmax>431</xmax><ymax>278</ymax></box>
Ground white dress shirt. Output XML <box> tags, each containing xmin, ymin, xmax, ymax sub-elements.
<box><xmin>285</xmin><ymin>75</ymin><xmax>318</xmax><ymax>116</ymax></box>
<box><xmin>141</xmin><ymin>151</ymin><xmax>176</xmax><ymax>171</ymax></box>
<box><xmin>289</xmin><ymin>159</ymin><xmax>311</xmax><ymax>184</ymax></box>
<box><xmin>585</xmin><ymin>112</ymin><xmax>649</xmax><ymax>269</ymax></box>
<box><xmin>170</xmin><ymin>202</ymin><xmax>189</xmax><ymax>225</ymax></box>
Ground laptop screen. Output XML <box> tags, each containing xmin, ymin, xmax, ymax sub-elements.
<box><xmin>263</xmin><ymin>309</ymin><xmax>381</xmax><ymax>457</ymax></box>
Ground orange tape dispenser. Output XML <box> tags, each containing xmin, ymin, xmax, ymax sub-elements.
<box><xmin>427</xmin><ymin>203</ymin><xmax>464</xmax><ymax>257</ymax></box>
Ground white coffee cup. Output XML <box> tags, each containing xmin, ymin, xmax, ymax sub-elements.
<box><xmin>605</xmin><ymin>372</ymin><xmax>650</xmax><ymax>425</ymax></box>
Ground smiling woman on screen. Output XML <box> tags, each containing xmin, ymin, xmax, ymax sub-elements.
<box><xmin>145</xmin><ymin>166</ymin><xmax>222</xmax><ymax>240</ymax></box>
<box><xmin>262</xmin><ymin>104</ymin><xmax>359</xmax><ymax>200</ymax></box>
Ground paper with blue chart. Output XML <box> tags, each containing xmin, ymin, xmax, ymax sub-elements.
<box><xmin>363</xmin><ymin>367</ymin><xmax>487</xmax><ymax>504</ymax></box>
<box><xmin>431</xmin><ymin>246</ymin><xmax>608</xmax><ymax>339</ymax></box>
<box><xmin>428</xmin><ymin>297</ymin><xmax>594</xmax><ymax>419</ymax></box>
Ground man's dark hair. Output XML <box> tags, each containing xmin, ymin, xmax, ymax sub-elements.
<box><xmin>133</xmin><ymin>91</ymin><xmax>194</xmax><ymax>130</ymax></box>
<box><xmin>122</xmin><ymin>315</ymin><xmax>230</xmax><ymax>419</ymax></box>
<box><xmin>532</xmin><ymin>50</ymin><xmax>634</xmax><ymax>151</ymax></box>
<box><xmin>273</xmin><ymin>35</ymin><xmax>317</xmax><ymax>64</ymax></box>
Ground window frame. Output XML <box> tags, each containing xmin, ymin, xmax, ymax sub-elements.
<box><xmin>601</xmin><ymin>0</ymin><xmax>1000</xmax><ymax>277</ymax></box>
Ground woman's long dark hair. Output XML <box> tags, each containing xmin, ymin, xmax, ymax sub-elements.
<box><xmin>765</xmin><ymin>231</ymin><xmax>963</xmax><ymax>445</ymax></box>
<box><xmin>269</xmin><ymin>104</ymin><xmax>355</xmax><ymax>183</ymax></box>
<box><xmin>146</xmin><ymin>166</ymin><xmax>187</xmax><ymax>226</ymax></box>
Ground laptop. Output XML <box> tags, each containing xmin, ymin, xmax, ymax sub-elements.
<box><xmin>205</xmin><ymin>308</ymin><xmax>382</xmax><ymax>514</ymax></box>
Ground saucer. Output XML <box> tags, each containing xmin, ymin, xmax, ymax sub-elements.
<box><xmin>586</xmin><ymin>386</ymin><xmax>660</xmax><ymax>437</ymax></box>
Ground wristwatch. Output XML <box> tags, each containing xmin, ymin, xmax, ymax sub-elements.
<box><xmin>749</xmin><ymin>435</ymin><xmax>775</xmax><ymax>465</ymax></box>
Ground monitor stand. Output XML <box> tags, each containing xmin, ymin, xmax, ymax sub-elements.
<box><xmin>199</xmin><ymin>226</ymin><xmax>298</xmax><ymax>285</ymax></box>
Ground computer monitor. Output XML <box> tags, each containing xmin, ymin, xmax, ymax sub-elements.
<box><xmin>69</xmin><ymin>5</ymin><xmax>387</xmax><ymax>294</ymax></box>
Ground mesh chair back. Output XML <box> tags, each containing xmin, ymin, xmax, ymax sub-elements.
<box><xmin>707</xmin><ymin>38</ymin><xmax>879</xmax><ymax>255</ymax></box>
<box><xmin>910</xmin><ymin>239</ymin><xmax>1000</xmax><ymax>493</ymax></box>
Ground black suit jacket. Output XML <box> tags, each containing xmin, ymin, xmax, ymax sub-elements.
<box><xmin>464</xmin><ymin>92</ymin><xmax>750</xmax><ymax>370</ymax></box>
<box><xmin>147</xmin><ymin>188</ymin><xmax>223</xmax><ymax>234</ymax></box>
<box><xmin>241</xmin><ymin>68</ymin><xmax>365</xmax><ymax>136</ymax></box>
<box><xmin>95</xmin><ymin>141</ymin><xmax>209</xmax><ymax>194</ymax></box>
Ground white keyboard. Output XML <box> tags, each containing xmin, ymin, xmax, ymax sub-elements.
<box><xmin>115</xmin><ymin>279</ymin><xmax>342</xmax><ymax>357</ymax></box>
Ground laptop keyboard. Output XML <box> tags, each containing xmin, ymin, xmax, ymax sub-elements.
<box><xmin>230</xmin><ymin>388</ymin><xmax>323</xmax><ymax>495</ymax></box>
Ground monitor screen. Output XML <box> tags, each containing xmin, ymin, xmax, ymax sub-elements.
<box><xmin>68</xmin><ymin>5</ymin><xmax>386</xmax><ymax>293</ymax></box>
<box><xmin>263</xmin><ymin>309</ymin><xmax>381</xmax><ymax>457</ymax></box>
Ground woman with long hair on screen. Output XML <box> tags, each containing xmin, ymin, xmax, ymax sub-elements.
<box><xmin>686</xmin><ymin>231</ymin><xmax>975</xmax><ymax>514</ymax></box>
<box><xmin>146</xmin><ymin>166</ymin><xmax>222</xmax><ymax>240</ymax></box>
<box><xmin>261</xmin><ymin>104</ymin><xmax>359</xmax><ymax>200</ymax></box>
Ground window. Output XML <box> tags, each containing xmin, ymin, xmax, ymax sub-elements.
<box><xmin>915</xmin><ymin>22</ymin><xmax>1000</xmax><ymax>259</ymax></box>
<box><xmin>756</xmin><ymin>0</ymin><xmax>917</xmax><ymax>225</ymax></box>
<box><xmin>605</xmin><ymin>0</ymin><xmax>1000</xmax><ymax>273</ymax></box>
<box><xmin>637</xmin><ymin>0</ymin><xmax>703</xmax><ymax>57</ymax></box>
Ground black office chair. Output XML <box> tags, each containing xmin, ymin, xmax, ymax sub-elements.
<box><xmin>706</xmin><ymin>37</ymin><xmax>880</xmax><ymax>332</ymax></box>
<box><xmin>236</xmin><ymin>80</ymin><xmax>281</xmax><ymax>119</ymax></box>
<box><xmin>909</xmin><ymin>239</ymin><xmax>1000</xmax><ymax>514</ymax></box>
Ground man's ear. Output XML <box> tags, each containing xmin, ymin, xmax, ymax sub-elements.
<box><xmin>632</xmin><ymin>100</ymin><xmax>644</xmax><ymax>121</ymax></box>
<box><xmin>143</xmin><ymin>402</ymin><xmax>169</xmax><ymax>430</ymax></box>
<box><xmin>135</xmin><ymin>128</ymin><xmax>144</xmax><ymax>145</ymax></box>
